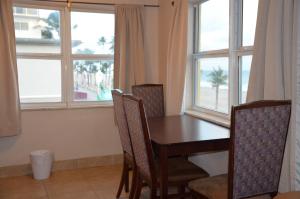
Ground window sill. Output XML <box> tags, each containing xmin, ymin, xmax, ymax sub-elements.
<box><xmin>21</xmin><ymin>101</ymin><xmax>113</xmax><ymax>111</ymax></box>
<box><xmin>185</xmin><ymin>109</ymin><xmax>230</xmax><ymax>128</ymax></box>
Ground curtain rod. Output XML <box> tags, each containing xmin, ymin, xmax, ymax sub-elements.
<box><xmin>32</xmin><ymin>0</ymin><xmax>160</xmax><ymax>8</ymax></box>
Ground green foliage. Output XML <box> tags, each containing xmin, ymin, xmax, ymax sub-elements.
<box><xmin>41</xmin><ymin>29</ymin><xmax>53</xmax><ymax>39</ymax></box>
<box><xmin>97</xmin><ymin>36</ymin><xmax>114</xmax><ymax>53</ymax></box>
<box><xmin>208</xmin><ymin>67</ymin><xmax>227</xmax><ymax>88</ymax></box>
<box><xmin>41</xmin><ymin>12</ymin><xmax>60</xmax><ymax>39</ymax></box>
<box><xmin>74</xmin><ymin>61</ymin><xmax>86</xmax><ymax>74</ymax></box>
<box><xmin>100</xmin><ymin>62</ymin><xmax>111</xmax><ymax>74</ymax></box>
<box><xmin>98</xmin><ymin>37</ymin><xmax>106</xmax><ymax>46</ymax></box>
<box><xmin>46</xmin><ymin>12</ymin><xmax>60</xmax><ymax>33</ymax></box>
<box><xmin>87</xmin><ymin>61</ymin><xmax>98</xmax><ymax>74</ymax></box>
<box><xmin>208</xmin><ymin>67</ymin><xmax>228</xmax><ymax>110</ymax></box>
<box><xmin>109</xmin><ymin>37</ymin><xmax>114</xmax><ymax>52</ymax></box>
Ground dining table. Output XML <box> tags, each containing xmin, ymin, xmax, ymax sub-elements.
<box><xmin>148</xmin><ymin>114</ymin><xmax>230</xmax><ymax>199</ymax></box>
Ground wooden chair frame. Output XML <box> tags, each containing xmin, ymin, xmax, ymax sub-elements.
<box><xmin>123</xmin><ymin>95</ymin><xmax>195</xmax><ymax>199</ymax></box>
<box><xmin>112</xmin><ymin>90</ymin><xmax>135</xmax><ymax>199</ymax></box>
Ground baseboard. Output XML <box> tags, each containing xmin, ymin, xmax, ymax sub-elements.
<box><xmin>0</xmin><ymin>154</ymin><xmax>123</xmax><ymax>178</ymax></box>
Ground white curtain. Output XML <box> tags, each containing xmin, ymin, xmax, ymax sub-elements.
<box><xmin>0</xmin><ymin>0</ymin><xmax>21</xmax><ymax>137</ymax></box>
<box><xmin>165</xmin><ymin>0</ymin><xmax>188</xmax><ymax>115</ymax></box>
<box><xmin>247</xmin><ymin>0</ymin><xmax>300</xmax><ymax>191</ymax></box>
<box><xmin>114</xmin><ymin>5</ymin><xmax>145</xmax><ymax>92</ymax></box>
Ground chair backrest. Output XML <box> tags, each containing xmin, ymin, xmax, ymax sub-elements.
<box><xmin>228</xmin><ymin>100</ymin><xmax>291</xmax><ymax>199</ymax></box>
<box><xmin>132</xmin><ymin>84</ymin><xmax>164</xmax><ymax>118</ymax></box>
<box><xmin>111</xmin><ymin>89</ymin><xmax>132</xmax><ymax>156</ymax></box>
<box><xmin>123</xmin><ymin>94</ymin><xmax>156</xmax><ymax>184</ymax></box>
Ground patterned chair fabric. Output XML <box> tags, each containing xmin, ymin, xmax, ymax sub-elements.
<box><xmin>111</xmin><ymin>90</ymin><xmax>132</xmax><ymax>156</ymax></box>
<box><xmin>132</xmin><ymin>84</ymin><xmax>164</xmax><ymax>118</ymax></box>
<box><xmin>188</xmin><ymin>101</ymin><xmax>291</xmax><ymax>199</ymax></box>
<box><xmin>123</xmin><ymin>96</ymin><xmax>155</xmax><ymax>181</ymax></box>
<box><xmin>232</xmin><ymin>103</ymin><xmax>291</xmax><ymax>199</ymax></box>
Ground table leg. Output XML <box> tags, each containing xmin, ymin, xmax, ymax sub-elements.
<box><xmin>159</xmin><ymin>146</ymin><xmax>168</xmax><ymax>199</ymax></box>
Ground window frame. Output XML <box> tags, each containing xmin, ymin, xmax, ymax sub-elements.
<box><xmin>191</xmin><ymin>0</ymin><xmax>255</xmax><ymax>119</ymax></box>
<box><xmin>13</xmin><ymin>0</ymin><xmax>115</xmax><ymax>110</ymax></box>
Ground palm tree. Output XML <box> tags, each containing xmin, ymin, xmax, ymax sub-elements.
<box><xmin>85</xmin><ymin>61</ymin><xmax>98</xmax><ymax>87</ymax></box>
<box><xmin>109</xmin><ymin>37</ymin><xmax>114</xmax><ymax>53</ymax></box>
<box><xmin>41</xmin><ymin>12</ymin><xmax>78</xmax><ymax>39</ymax></box>
<box><xmin>100</xmin><ymin>61</ymin><xmax>112</xmax><ymax>88</ymax></box>
<box><xmin>74</xmin><ymin>61</ymin><xmax>86</xmax><ymax>90</ymax></box>
<box><xmin>98</xmin><ymin>37</ymin><xmax>106</xmax><ymax>46</ymax></box>
<box><xmin>41</xmin><ymin>12</ymin><xmax>59</xmax><ymax>39</ymax></box>
<box><xmin>208</xmin><ymin>67</ymin><xmax>228</xmax><ymax>110</ymax></box>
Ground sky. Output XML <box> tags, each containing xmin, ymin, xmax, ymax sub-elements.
<box><xmin>199</xmin><ymin>0</ymin><xmax>258</xmax><ymax>51</ymax></box>
<box><xmin>71</xmin><ymin>12</ymin><xmax>115</xmax><ymax>54</ymax></box>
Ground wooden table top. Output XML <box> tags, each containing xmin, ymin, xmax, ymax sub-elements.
<box><xmin>148</xmin><ymin>114</ymin><xmax>230</xmax><ymax>145</ymax></box>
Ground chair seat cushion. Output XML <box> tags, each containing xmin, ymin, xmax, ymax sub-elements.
<box><xmin>156</xmin><ymin>158</ymin><xmax>209</xmax><ymax>184</ymax></box>
<box><xmin>274</xmin><ymin>192</ymin><xmax>300</xmax><ymax>199</ymax></box>
<box><xmin>188</xmin><ymin>174</ymin><xmax>271</xmax><ymax>199</ymax></box>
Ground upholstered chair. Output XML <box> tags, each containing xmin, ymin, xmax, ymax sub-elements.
<box><xmin>111</xmin><ymin>90</ymin><xmax>134</xmax><ymax>198</ymax></box>
<box><xmin>132</xmin><ymin>84</ymin><xmax>164</xmax><ymax>118</ymax></box>
<box><xmin>189</xmin><ymin>100</ymin><xmax>292</xmax><ymax>199</ymax></box>
<box><xmin>123</xmin><ymin>95</ymin><xmax>209</xmax><ymax>199</ymax></box>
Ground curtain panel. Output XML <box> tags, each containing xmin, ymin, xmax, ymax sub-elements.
<box><xmin>246</xmin><ymin>0</ymin><xmax>300</xmax><ymax>191</ymax></box>
<box><xmin>294</xmin><ymin>2</ymin><xmax>300</xmax><ymax>191</ymax></box>
<box><xmin>114</xmin><ymin>5</ymin><xmax>145</xmax><ymax>92</ymax></box>
<box><xmin>165</xmin><ymin>0</ymin><xmax>188</xmax><ymax>115</ymax></box>
<box><xmin>0</xmin><ymin>0</ymin><xmax>21</xmax><ymax>137</ymax></box>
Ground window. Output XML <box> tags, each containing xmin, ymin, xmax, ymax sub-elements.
<box><xmin>14</xmin><ymin>7</ymin><xmax>26</xmax><ymax>14</ymax></box>
<box><xmin>13</xmin><ymin>3</ymin><xmax>115</xmax><ymax>107</ymax></box>
<box><xmin>192</xmin><ymin>0</ymin><xmax>258</xmax><ymax>116</ymax></box>
<box><xmin>71</xmin><ymin>12</ymin><xmax>114</xmax><ymax>101</ymax></box>
<box><xmin>13</xmin><ymin>7</ymin><xmax>39</xmax><ymax>16</ymax></box>
<box><xmin>14</xmin><ymin>22</ymin><xmax>29</xmax><ymax>31</ymax></box>
<box><xmin>14</xmin><ymin>7</ymin><xmax>62</xmax><ymax>103</ymax></box>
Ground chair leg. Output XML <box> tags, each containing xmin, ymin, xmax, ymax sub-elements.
<box><xmin>133</xmin><ymin>173</ymin><xmax>143</xmax><ymax>199</ymax></box>
<box><xmin>150</xmin><ymin>186</ymin><xmax>157</xmax><ymax>199</ymax></box>
<box><xmin>177</xmin><ymin>185</ymin><xmax>185</xmax><ymax>199</ymax></box>
<box><xmin>129</xmin><ymin>166</ymin><xmax>137</xmax><ymax>199</ymax></box>
<box><xmin>124</xmin><ymin>162</ymin><xmax>130</xmax><ymax>193</ymax></box>
<box><xmin>116</xmin><ymin>158</ymin><xmax>127</xmax><ymax>198</ymax></box>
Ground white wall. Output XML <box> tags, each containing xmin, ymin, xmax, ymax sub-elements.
<box><xmin>0</xmin><ymin>1</ymin><xmax>159</xmax><ymax>167</ymax></box>
<box><xmin>0</xmin><ymin>108</ymin><xmax>121</xmax><ymax>167</ymax></box>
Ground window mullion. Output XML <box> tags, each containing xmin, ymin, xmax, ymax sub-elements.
<box><xmin>193</xmin><ymin>3</ymin><xmax>199</xmax><ymax>53</ymax></box>
<box><xmin>63</xmin><ymin>6</ymin><xmax>73</xmax><ymax>107</ymax></box>
<box><xmin>193</xmin><ymin>50</ymin><xmax>229</xmax><ymax>58</ymax></box>
<box><xmin>72</xmin><ymin>54</ymin><xmax>114</xmax><ymax>60</ymax></box>
<box><xmin>16</xmin><ymin>53</ymin><xmax>62</xmax><ymax>59</ymax></box>
<box><xmin>229</xmin><ymin>0</ymin><xmax>242</xmax><ymax>110</ymax></box>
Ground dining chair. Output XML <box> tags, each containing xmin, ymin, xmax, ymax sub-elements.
<box><xmin>188</xmin><ymin>100</ymin><xmax>292</xmax><ymax>199</ymax></box>
<box><xmin>123</xmin><ymin>94</ymin><xmax>209</xmax><ymax>199</ymax></box>
<box><xmin>132</xmin><ymin>84</ymin><xmax>164</xmax><ymax>118</ymax></box>
<box><xmin>111</xmin><ymin>89</ymin><xmax>134</xmax><ymax>198</ymax></box>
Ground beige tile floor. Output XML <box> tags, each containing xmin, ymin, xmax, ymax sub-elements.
<box><xmin>0</xmin><ymin>164</ymin><xmax>152</xmax><ymax>199</ymax></box>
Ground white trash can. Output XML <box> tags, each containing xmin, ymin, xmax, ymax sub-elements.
<box><xmin>30</xmin><ymin>150</ymin><xmax>53</xmax><ymax>180</ymax></box>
